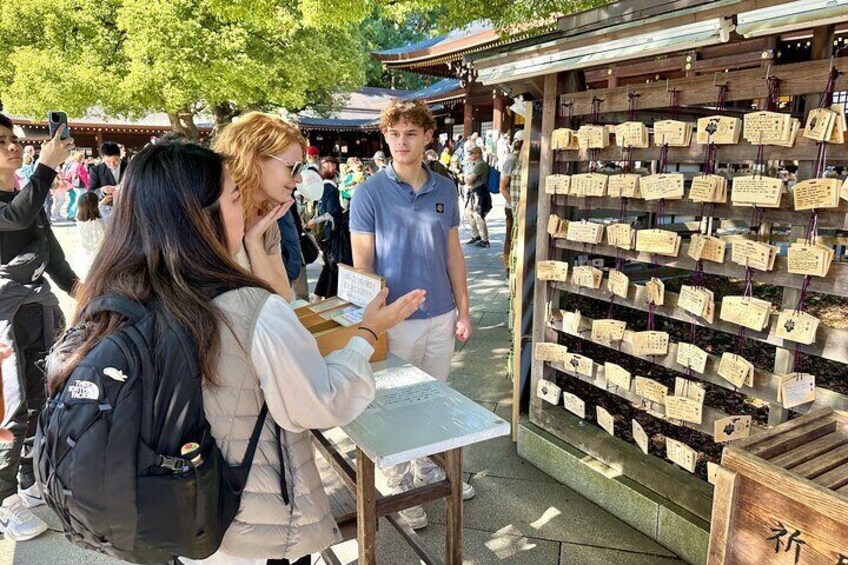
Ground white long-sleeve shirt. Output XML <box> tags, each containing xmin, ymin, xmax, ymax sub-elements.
<box><xmin>250</xmin><ymin>294</ymin><xmax>376</xmax><ymax>433</ymax></box>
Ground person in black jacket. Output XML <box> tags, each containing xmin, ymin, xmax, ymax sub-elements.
<box><xmin>0</xmin><ymin>114</ymin><xmax>77</xmax><ymax>541</ymax></box>
<box><xmin>88</xmin><ymin>141</ymin><xmax>126</xmax><ymax>221</ymax></box>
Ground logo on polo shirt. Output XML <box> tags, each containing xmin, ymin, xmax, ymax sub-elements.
<box><xmin>436</xmin><ymin>203</ymin><xmax>444</xmax><ymax>214</ymax></box>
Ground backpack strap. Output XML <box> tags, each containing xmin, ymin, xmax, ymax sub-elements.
<box><xmin>241</xmin><ymin>403</ymin><xmax>269</xmax><ymax>469</ymax></box>
<box><xmin>85</xmin><ymin>295</ymin><xmax>149</xmax><ymax>323</ymax></box>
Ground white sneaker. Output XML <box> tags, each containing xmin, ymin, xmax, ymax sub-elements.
<box><xmin>392</xmin><ymin>476</ymin><xmax>428</xmax><ymax>530</ymax></box>
<box><xmin>18</xmin><ymin>483</ymin><xmax>45</xmax><ymax>508</ymax></box>
<box><xmin>413</xmin><ymin>471</ymin><xmax>476</xmax><ymax>501</ymax></box>
<box><xmin>0</xmin><ymin>495</ymin><xmax>48</xmax><ymax>541</ymax></box>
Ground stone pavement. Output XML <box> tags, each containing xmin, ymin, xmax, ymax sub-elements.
<box><xmin>1</xmin><ymin>196</ymin><xmax>682</xmax><ymax>564</ymax></box>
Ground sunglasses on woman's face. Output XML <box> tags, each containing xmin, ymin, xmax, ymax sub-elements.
<box><xmin>267</xmin><ymin>155</ymin><xmax>303</xmax><ymax>177</ymax></box>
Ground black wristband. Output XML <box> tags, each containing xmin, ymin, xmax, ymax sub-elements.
<box><xmin>358</xmin><ymin>326</ymin><xmax>379</xmax><ymax>341</ymax></box>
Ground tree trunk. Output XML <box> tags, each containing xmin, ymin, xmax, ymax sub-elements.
<box><xmin>211</xmin><ymin>102</ymin><xmax>241</xmax><ymax>136</ymax></box>
<box><xmin>167</xmin><ymin>109</ymin><xmax>200</xmax><ymax>141</ymax></box>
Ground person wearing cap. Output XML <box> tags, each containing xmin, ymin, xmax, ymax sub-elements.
<box><xmin>463</xmin><ymin>146</ymin><xmax>491</xmax><ymax>248</ymax></box>
<box><xmin>349</xmin><ymin>99</ymin><xmax>475</xmax><ymax>531</ymax></box>
<box><xmin>372</xmin><ymin>150</ymin><xmax>386</xmax><ymax>173</ymax></box>
<box><xmin>304</xmin><ymin>146</ymin><xmax>320</xmax><ymax>173</ymax></box>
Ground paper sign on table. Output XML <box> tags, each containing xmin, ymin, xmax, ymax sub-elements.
<box><xmin>718</xmin><ymin>353</ymin><xmax>754</xmax><ymax>388</ymax></box>
<box><xmin>572</xmin><ymin>266</ymin><xmax>603</xmax><ymax>289</ymax></box>
<box><xmin>607</xmin><ymin>269</ymin><xmax>630</xmax><ymax>299</ymax></box>
<box><xmin>714</xmin><ymin>415</ymin><xmax>752</xmax><ymax>443</ymax></box>
<box><xmin>607</xmin><ymin>174</ymin><xmax>641</xmax><ymax>198</ymax></box>
<box><xmin>793</xmin><ymin>178</ymin><xmax>840</xmax><ymax>210</ymax></box>
<box><xmin>606</xmin><ymin>223</ymin><xmax>635</xmax><ymax>250</ymax></box>
<box><xmin>635</xmin><ymin>229</ymin><xmax>681</xmax><ymax>257</ymax></box>
<box><xmin>560</xmin><ymin>310</ymin><xmax>582</xmax><ymax>333</ymax></box>
<box><xmin>632</xmin><ymin>331</ymin><xmax>670</xmax><ymax>356</ymax></box>
<box><xmin>696</xmin><ymin>115</ymin><xmax>742</xmax><ymax>145</ymax></box>
<box><xmin>777</xmin><ymin>373</ymin><xmax>816</xmax><ymax>409</ymax></box>
<box><xmin>563</xmin><ymin>392</ymin><xmax>587</xmax><ymax>419</ymax></box>
<box><xmin>545</xmin><ymin>174</ymin><xmax>571</xmax><ymax>195</ymax></box>
<box><xmin>641</xmin><ymin>173</ymin><xmax>685</xmax><ymax>201</ymax></box>
<box><xmin>688</xmin><ymin>234</ymin><xmax>726</xmax><ymax>263</ymax></box>
<box><xmin>537</xmin><ymin>260</ymin><xmax>570</xmax><ymax>282</ymax></box>
<box><xmin>634</xmin><ymin>376</ymin><xmax>669</xmax><ymax>404</ymax></box>
<box><xmin>615</xmin><ymin>121</ymin><xmax>649</xmax><ymax>148</ymax></box>
<box><xmin>535</xmin><ymin>342</ymin><xmax>570</xmax><ymax>363</ymax></box>
<box><xmin>787</xmin><ymin>243</ymin><xmax>834</xmax><ymax>277</ymax></box>
<box><xmin>563</xmin><ymin>352</ymin><xmax>595</xmax><ymax>378</ymax></box>
<box><xmin>653</xmin><ymin>120</ymin><xmax>693</xmax><ymax>147</ymax></box>
<box><xmin>666</xmin><ymin>438</ymin><xmax>698</xmax><ymax>473</ymax></box>
<box><xmin>596</xmin><ymin>406</ymin><xmax>616</xmax><ymax>436</ymax></box>
<box><xmin>632</xmin><ymin>420</ymin><xmax>650</xmax><ymax>454</ymax></box>
<box><xmin>676</xmin><ymin>343</ymin><xmax>708</xmax><ymax>374</ymax></box>
<box><xmin>646</xmin><ymin>277</ymin><xmax>665</xmax><ymax>306</ymax></box>
<box><xmin>731</xmin><ymin>240</ymin><xmax>778</xmax><ymax>272</ymax></box>
<box><xmin>604</xmin><ymin>362</ymin><xmax>632</xmax><ymax>391</ymax></box>
<box><xmin>570</xmin><ymin>173</ymin><xmax>608</xmax><ymax>197</ymax></box>
<box><xmin>566</xmin><ymin>220</ymin><xmax>604</xmax><ymax>244</ymax></box>
<box><xmin>591</xmin><ymin>319</ymin><xmax>627</xmax><ymax>342</ymax></box>
<box><xmin>577</xmin><ymin>125</ymin><xmax>610</xmax><ymax>149</ymax></box>
<box><xmin>731</xmin><ymin>175</ymin><xmax>783</xmax><ymax>208</ymax></box>
<box><xmin>720</xmin><ymin>296</ymin><xmax>772</xmax><ymax>332</ymax></box>
<box><xmin>664</xmin><ymin>396</ymin><xmax>703</xmax><ymax>425</ymax></box>
<box><xmin>775</xmin><ymin>310</ymin><xmax>819</xmax><ymax>345</ymax></box>
<box><xmin>536</xmin><ymin>379</ymin><xmax>562</xmax><ymax>405</ymax></box>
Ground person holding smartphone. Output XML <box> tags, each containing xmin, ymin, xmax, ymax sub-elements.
<box><xmin>0</xmin><ymin>113</ymin><xmax>77</xmax><ymax>541</ymax></box>
<box><xmin>88</xmin><ymin>141</ymin><xmax>126</xmax><ymax>221</ymax></box>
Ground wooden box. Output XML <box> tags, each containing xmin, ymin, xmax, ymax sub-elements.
<box><xmin>294</xmin><ymin>265</ymin><xmax>387</xmax><ymax>362</ymax></box>
<box><xmin>708</xmin><ymin>409</ymin><xmax>848</xmax><ymax>564</ymax></box>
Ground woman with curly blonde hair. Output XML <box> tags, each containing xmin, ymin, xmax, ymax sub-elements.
<box><xmin>211</xmin><ymin>112</ymin><xmax>306</xmax><ymax>303</ymax></box>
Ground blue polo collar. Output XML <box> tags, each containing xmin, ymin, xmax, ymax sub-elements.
<box><xmin>385</xmin><ymin>161</ymin><xmax>437</xmax><ymax>194</ymax></box>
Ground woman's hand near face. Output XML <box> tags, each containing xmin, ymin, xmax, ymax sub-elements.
<box><xmin>244</xmin><ymin>201</ymin><xmax>293</xmax><ymax>250</ymax></box>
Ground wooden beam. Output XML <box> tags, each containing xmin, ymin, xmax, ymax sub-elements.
<box><xmin>444</xmin><ymin>449</ymin><xmax>464</xmax><ymax>565</ymax></box>
<box><xmin>356</xmin><ymin>447</ymin><xmax>377</xmax><ymax>565</ymax></box>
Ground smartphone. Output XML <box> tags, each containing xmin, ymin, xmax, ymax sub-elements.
<box><xmin>47</xmin><ymin>111</ymin><xmax>70</xmax><ymax>140</ymax></box>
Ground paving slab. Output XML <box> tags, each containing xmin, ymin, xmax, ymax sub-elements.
<box><xmin>559</xmin><ymin>544</ymin><xmax>683</xmax><ymax>565</ymax></box>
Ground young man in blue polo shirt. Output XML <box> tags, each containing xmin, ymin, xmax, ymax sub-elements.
<box><xmin>350</xmin><ymin>99</ymin><xmax>474</xmax><ymax>530</ymax></box>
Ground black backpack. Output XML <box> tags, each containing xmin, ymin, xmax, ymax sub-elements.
<box><xmin>34</xmin><ymin>295</ymin><xmax>268</xmax><ymax>564</ymax></box>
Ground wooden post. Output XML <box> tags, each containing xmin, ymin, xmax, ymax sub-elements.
<box><xmin>444</xmin><ymin>448</ymin><xmax>463</xmax><ymax>565</ymax></box>
<box><xmin>493</xmin><ymin>96</ymin><xmax>506</xmax><ymax>134</ymax></box>
<box><xmin>356</xmin><ymin>447</ymin><xmax>377</xmax><ymax>565</ymax></box>
<box><xmin>463</xmin><ymin>102</ymin><xmax>474</xmax><ymax>139</ymax></box>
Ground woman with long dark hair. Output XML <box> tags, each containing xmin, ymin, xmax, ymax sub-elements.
<box><xmin>49</xmin><ymin>142</ymin><xmax>425</xmax><ymax>565</ymax></box>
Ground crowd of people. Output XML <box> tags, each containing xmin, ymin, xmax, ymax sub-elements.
<box><xmin>0</xmin><ymin>99</ymin><xmax>524</xmax><ymax>565</ymax></box>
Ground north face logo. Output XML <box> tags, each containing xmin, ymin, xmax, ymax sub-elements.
<box><xmin>436</xmin><ymin>203</ymin><xmax>445</xmax><ymax>213</ymax></box>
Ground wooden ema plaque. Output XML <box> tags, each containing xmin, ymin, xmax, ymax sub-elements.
<box><xmin>570</xmin><ymin>173</ymin><xmax>608</xmax><ymax>197</ymax></box>
<box><xmin>645</xmin><ymin>277</ymin><xmax>665</xmax><ymax>306</ymax></box>
<box><xmin>775</xmin><ymin>310</ymin><xmax>820</xmax><ymax>346</ymax></box>
<box><xmin>604</xmin><ymin>362</ymin><xmax>632</xmax><ymax>390</ymax></box>
<box><xmin>717</xmin><ymin>353</ymin><xmax>754</xmax><ymax>388</ymax></box>
<box><xmin>632</xmin><ymin>419</ymin><xmax>649</xmax><ymax>454</ymax></box>
<box><xmin>562</xmin><ymin>352</ymin><xmax>594</xmax><ymax>378</ymax></box>
<box><xmin>676</xmin><ymin>342</ymin><xmax>708</xmax><ymax>374</ymax></box>
<box><xmin>607</xmin><ymin>174</ymin><xmax>641</xmax><ymax>198</ymax></box>
<box><xmin>688</xmin><ymin>234</ymin><xmax>726</xmax><ymax>264</ymax></box>
<box><xmin>719</xmin><ymin>296</ymin><xmax>771</xmax><ymax>332</ymax></box>
<box><xmin>731</xmin><ymin>240</ymin><xmax>777</xmax><ymax>272</ymax></box>
<box><xmin>551</xmin><ymin>128</ymin><xmax>576</xmax><ymax>150</ymax></box>
<box><xmin>294</xmin><ymin>265</ymin><xmax>387</xmax><ymax>362</ymax></box>
<box><xmin>713</xmin><ymin>415</ymin><xmax>752</xmax><ymax>443</ymax></box>
<box><xmin>596</xmin><ymin>406</ymin><xmax>615</xmax><ymax>436</ymax></box>
<box><xmin>537</xmin><ymin>260</ymin><xmax>570</xmax><ymax>282</ymax></box>
<box><xmin>577</xmin><ymin>124</ymin><xmax>609</xmax><ymax>149</ymax></box>
<box><xmin>731</xmin><ymin>175</ymin><xmax>783</xmax><ymax>208</ymax></box>
<box><xmin>614</xmin><ymin>121</ymin><xmax>649</xmax><ymax>148</ymax></box>
<box><xmin>696</xmin><ymin>115</ymin><xmax>742</xmax><ymax>145</ymax></box>
<box><xmin>666</xmin><ymin>437</ymin><xmax>698</xmax><ymax>473</ymax></box>
<box><xmin>606</xmin><ymin>223</ymin><xmax>635</xmax><ymax>250</ymax></box>
<box><xmin>803</xmin><ymin>107</ymin><xmax>838</xmax><ymax>142</ymax></box>
<box><xmin>547</xmin><ymin>214</ymin><xmax>568</xmax><ymax>239</ymax></box>
<box><xmin>635</xmin><ymin>229</ymin><xmax>681</xmax><ymax>257</ymax></box>
<box><xmin>632</xmin><ymin>331</ymin><xmax>670</xmax><ymax>356</ymax></box>
<box><xmin>653</xmin><ymin>119</ymin><xmax>692</xmax><ymax>147</ymax></box>
<box><xmin>640</xmin><ymin>173</ymin><xmax>685</xmax><ymax>201</ymax></box>
<box><xmin>708</xmin><ymin>409</ymin><xmax>848</xmax><ymax>564</ymax></box>
<box><xmin>536</xmin><ymin>379</ymin><xmax>562</xmax><ymax>405</ymax></box>
<box><xmin>777</xmin><ymin>373</ymin><xmax>816</xmax><ymax>409</ymax></box>
<box><xmin>678</xmin><ymin>285</ymin><xmax>715</xmax><ymax>323</ymax></box>
<box><xmin>607</xmin><ymin>269</ymin><xmax>630</xmax><ymax>299</ymax></box>
<box><xmin>634</xmin><ymin>376</ymin><xmax>668</xmax><ymax>405</ymax></box>
<box><xmin>544</xmin><ymin>174</ymin><xmax>571</xmax><ymax>195</ymax></box>
<box><xmin>534</xmin><ymin>342</ymin><xmax>570</xmax><ymax>363</ymax></box>
<box><xmin>566</xmin><ymin>220</ymin><xmax>604</xmax><ymax>244</ymax></box>
<box><xmin>743</xmin><ymin>111</ymin><xmax>793</xmax><ymax>146</ymax></box>
<box><xmin>562</xmin><ymin>392</ymin><xmax>586</xmax><ymax>419</ymax></box>
<box><xmin>664</xmin><ymin>396</ymin><xmax>703</xmax><ymax>425</ymax></box>
<box><xmin>829</xmin><ymin>103</ymin><xmax>847</xmax><ymax>144</ymax></box>
<box><xmin>571</xmin><ymin>266</ymin><xmax>603</xmax><ymax>289</ymax></box>
<box><xmin>689</xmin><ymin>174</ymin><xmax>727</xmax><ymax>204</ymax></box>
<box><xmin>590</xmin><ymin>319</ymin><xmax>627</xmax><ymax>343</ymax></box>
<box><xmin>793</xmin><ymin>178</ymin><xmax>841</xmax><ymax>210</ymax></box>
<box><xmin>787</xmin><ymin>243</ymin><xmax>834</xmax><ymax>277</ymax></box>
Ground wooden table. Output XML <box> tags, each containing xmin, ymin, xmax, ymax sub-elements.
<box><xmin>313</xmin><ymin>361</ymin><xmax>511</xmax><ymax>565</ymax></box>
